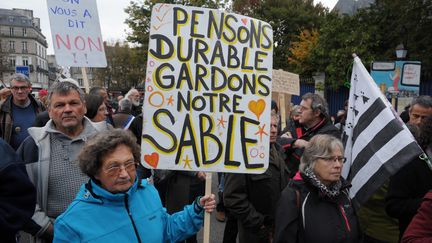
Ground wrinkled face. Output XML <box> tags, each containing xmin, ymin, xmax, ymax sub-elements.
<box><xmin>95</xmin><ymin>144</ymin><xmax>137</xmax><ymax>194</ymax></box>
<box><xmin>92</xmin><ymin>103</ymin><xmax>107</xmax><ymax>123</ymax></box>
<box><xmin>409</xmin><ymin>104</ymin><xmax>432</xmax><ymax>126</ymax></box>
<box><xmin>48</xmin><ymin>90</ymin><xmax>86</xmax><ymax>135</ymax></box>
<box><xmin>299</xmin><ymin>99</ymin><xmax>319</xmax><ymax>128</ymax></box>
<box><xmin>130</xmin><ymin>91</ymin><xmax>140</xmax><ymax>106</ymax></box>
<box><xmin>313</xmin><ymin>146</ymin><xmax>344</xmax><ymax>186</ymax></box>
<box><xmin>10</xmin><ymin>80</ymin><xmax>31</xmax><ymax>104</ymax></box>
<box><xmin>270</xmin><ymin>117</ymin><xmax>278</xmax><ymax>143</ymax></box>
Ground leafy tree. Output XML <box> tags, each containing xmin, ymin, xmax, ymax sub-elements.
<box><xmin>93</xmin><ymin>42</ymin><xmax>147</xmax><ymax>92</ymax></box>
<box><xmin>240</xmin><ymin>0</ymin><xmax>328</xmax><ymax>71</ymax></box>
<box><xmin>308</xmin><ymin>0</ymin><xmax>432</xmax><ymax>88</ymax></box>
<box><xmin>364</xmin><ymin>0</ymin><xmax>432</xmax><ymax>77</ymax></box>
<box><xmin>309</xmin><ymin>11</ymin><xmax>381</xmax><ymax>88</ymax></box>
<box><xmin>125</xmin><ymin>0</ymin><xmax>229</xmax><ymax>81</ymax></box>
<box><xmin>288</xmin><ymin>28</ymin><xmax>319</xmax><ymax>74</ymax></box>
<box><xmin>125</xmin><ymin>0</ymin><xmax>228</xmax><ymax>45</ymax></box>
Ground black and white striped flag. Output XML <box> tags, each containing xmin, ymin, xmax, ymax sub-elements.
<box><xmin>342</xmin><ymin>55</ymin><xmax>423</xmax><ymax>210</ymax></box>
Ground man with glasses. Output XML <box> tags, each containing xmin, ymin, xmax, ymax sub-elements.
<box><xmin>0</xmin><ymin>73</ymin><xmax>45</xmax><ymax>150</ymax></box>
<box><xmin>16</xmin><ymin>81</ymin><xmax>107</xmax><ymax>242</ymax></box>
<box><xmin>278</xmin><ymin>93</ymin><xmax>340</xmax><ymax>178</ymax></box>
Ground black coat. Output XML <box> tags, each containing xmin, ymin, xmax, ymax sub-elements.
<box><xmin>224</xmin><ymin>143</ymin><xmax>289</xmax><ymax>243</ymax></box>
<box><xmin>274</xmin><ymin>176</ymin><xmax>361</xmax><ymax>243</ymax></box>
<box><xmin>0</xmin><ymin>138</ymin><xmax>36</xmax><ymax>243</ymax></box>
<box><xmin>278</xmin><ymin>118</ymin><xmax>340</xmax><ymax>178</ymax></box>
<box><xmin>386</xmin><ymin>152</ymin><xmax>432</xmax><ymax>237</ymax></box>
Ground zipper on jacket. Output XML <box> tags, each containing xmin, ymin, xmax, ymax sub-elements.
<box><xmin>339</xmin><ymin>205</ymin><xmax>351</xmax><ymax>232</ymax></box>
<box><xmin>125</xmin><ymin>194</ymin><xmax>142</xmax><ymax>243</ymax></box>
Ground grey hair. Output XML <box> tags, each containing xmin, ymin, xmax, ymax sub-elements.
<box><xmin>271</xmin><ymin>109</ymin><xmax>280</xmax><ymax>124</ymax></box>
<box><xmin>118</xmin><ymin>98</ymin><xmax>132</xmax><ymax>113</ymax></box>
<box><xmin>301</xmin><ymin>92</ymin><xmax>329</xmax><ymax>118</ymax></box>
<box><xmin>125</xmin><ymin>88</ymin><xmax>139</xmax><ymax>99</ymax></box>
<box><xmin>10</xmin><ymin>73</ymin><xmax>31</xmax><ymax>86</ymax></box>
<box><xmin>47</xmin><ymin>81</ymin><xmax>85</xmax><ymax>108</ymax></box>
<box><xmin>409</xmin><ymin>95</ymin><xmax>432</xmax><ymax>110</ymax></box>
<box><xmin>78</xmin><ymin>129</ymin><xmax>140</xmax><ymax>178</ymax></box>
<box><xmin>299</xmin><ymin>134</ymin><xmax>344</xmax><ymax>173</ymax></box>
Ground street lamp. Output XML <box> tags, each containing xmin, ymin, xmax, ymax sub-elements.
<box><xmin>395</xmin><ymin>43</ymin><xmax>407</xmax><ymax>60</ymax></box>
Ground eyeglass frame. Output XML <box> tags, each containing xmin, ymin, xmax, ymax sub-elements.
<box><xmin>315</xmin><ymin>156</ymin><xmax>347</xmax><ymax>164</ymax></box>
<box><xmin>102</xmin><ymin>160</ymin><xmax>138</xmax><ymax>176</ymax></box>
<box><xmin>10</xmin><ymin>85</ymin><xmax>30</xmax><ymax>91</ymax></box>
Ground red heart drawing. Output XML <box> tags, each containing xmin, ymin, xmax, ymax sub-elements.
<box><xmin>144</xmin><ymin>152</ymin><xmax>159</xmax><ymax>168</ymax></box>
<box><xmin>241</xmin><ymin>18</ymin><xmax>248</xmax><ymax>25</ymax></box>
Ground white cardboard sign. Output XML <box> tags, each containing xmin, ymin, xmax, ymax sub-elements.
<box><xmin>47</xmin><ymin>0</ymin><xmax>107</xmax><ymax>67</ymax></box>
<box><xmin>141</xmin><ymin>4</ymin><xmax>273</xmax><ymax>174</ymax></box>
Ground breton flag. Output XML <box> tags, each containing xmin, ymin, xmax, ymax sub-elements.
<box><xmin>341</xmin><ymin>55</ymin><xmax>423</xmax><ymax>210</ymax></box>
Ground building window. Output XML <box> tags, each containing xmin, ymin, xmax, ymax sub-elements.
<box><xmin>78</xmin><ymin>78</ymin><xmax>83</xmax><ymax>86</ymax></box>
<box><xmin>22</xmin><ymin>41</ymin><xmax>28</xmax><ymax>53</ymax></box>
<box><xmin>22</xmin><ymin>28</ymin><xmax>27</xmax><ymax>36</ymax></box>
<box><xmin>9</xmin><ymin>27</ymin><xmax>14</xmax><ymax>36</ymax></box>
<box><xmin>9</xmin><ymin>41</ymin><xmax>15</xmax><ymax>51</ymax></box>
<box><xmin>23</xmin><ymin>57</ymin><xmax>29</xmax><ymax>66</ymax></box>
<box><xmin>9</xmin><ymin>57</ymin><xmax>16</xmax><ymax>67</ymax></box>
<box><xmin>8</xmin><ymin>17</ymin><xmax>14</xmax><ymax>22</ymax></box>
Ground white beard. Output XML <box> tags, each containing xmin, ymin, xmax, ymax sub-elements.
<box><xmin>132</xmin><ymin>100</ymin><xmax>140</xmax><ymax>106</ymax></box>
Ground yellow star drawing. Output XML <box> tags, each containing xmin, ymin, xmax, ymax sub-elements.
<box><xmin>183</xmin><ymin>155</ymin><xmax>192</xmax><ymax>169</ymax></box>
<box><xmin>254</xmin><ymin>124</ymin><xmax>268</xmax><ymax>142</ymax></box>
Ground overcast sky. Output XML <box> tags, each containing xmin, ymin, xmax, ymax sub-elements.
<box><xmin>0</xmin><ymin>0</ymin><xmax>338</xmax><ymax>54</ymax></box>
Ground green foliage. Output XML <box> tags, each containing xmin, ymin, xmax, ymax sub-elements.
<box><xmin>239</xmin><ymin>0</ymin><xmax>328</xmax><ymax>71</ymax></box>
<box><xmin>309</xmin><ymin>0</ymin><xmax>432</xmax><ymax>88</ymax></box>
<box><xmin>310</xmin><ymin>12</ymin><xmax>381</xmax><ymax>88</ymax></box>
<box><xmin>124</xmin><ymin>0</ymin><xmax>229</xmax><ymax>79</ymax></box>
<box><xmin>123</xmin><ymin>0</ymin><xmax>432</xmax><ymax>90</ymax></box>
<box><xmin>125</xmin><ymin>0</ymin><xmax>228</xmax><ymax>45</ymax></box>
<box><xmin>93</xmin><ymin>42</ymin><xmax>147</xmax><ymax>91</ymax></box>
<box><xmin>288</xmin><ymin>28</ymin><xmax>319</xmax><ymax>74</ymax></box>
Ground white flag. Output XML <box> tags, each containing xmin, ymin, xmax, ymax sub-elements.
<box><xmin>342</xmin><ymin>55</ymin><xmax>423</xmax><ymax>209</ymax></box>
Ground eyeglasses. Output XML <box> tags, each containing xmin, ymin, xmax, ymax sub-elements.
<box><xmin>103</xmin><ymin>160</ymin><xmax>138</xmax><ymax>176</ymax></box>
<box><xmin>11</xmin><ymin>86</ymin><xmax>29</xmax><ymax>91</ymax></box>
<box><xmin>317</xmin><ymin>156</ymin><xmax>347</xmax><ymax>163</ymax></box>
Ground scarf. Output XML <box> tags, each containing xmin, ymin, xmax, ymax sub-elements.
<box><xmin>303</xmin><ymin>167</ymin><xmax>342</xmax><ymax>199</ymax></box>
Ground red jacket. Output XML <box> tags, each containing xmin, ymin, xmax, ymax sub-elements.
<box><xmin>402</xmin><ymin>191</ymin><xmax>432</xmax><ymax>243</ymax></box>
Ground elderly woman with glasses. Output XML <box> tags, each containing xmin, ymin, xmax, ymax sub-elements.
<box><xmin>274</xmin><ymin>134</ymin><xmax>361</xmax><ymax>243</ymax></box>
<box><xmin>53</xmin><ymin>129</ymin><xmax>216</xmax><ymax>243</ymax></box>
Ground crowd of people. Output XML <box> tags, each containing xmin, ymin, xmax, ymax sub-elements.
<box><xmin>0</xmin><ymin>72</ymin><xmax>431</xmax><ymax>243</ymax></box>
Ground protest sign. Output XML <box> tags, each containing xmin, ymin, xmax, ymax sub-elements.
<box><xmin>47</xmin><ymin>0</ymin><xmax>107</xmax><ymax>67</ymax></box>
<box><xmin>141</xmin><ymin>4</ymin><xmax>273</xmax><ymax>174</ymax></box>
<box><xmin>272</xmin><ymin>69</ymin><xmax>300</xmax><ymax>96</ymax></box>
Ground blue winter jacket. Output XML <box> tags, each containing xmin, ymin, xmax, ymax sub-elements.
<box><xmin>54</xmin><ymin>179</ymin><xmax>204</xmax><ymax>243</ymax></box>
